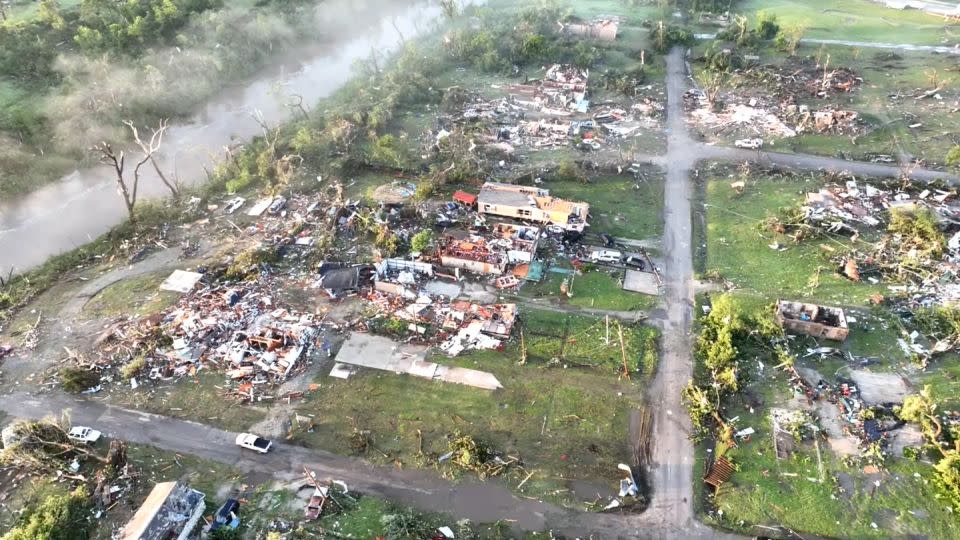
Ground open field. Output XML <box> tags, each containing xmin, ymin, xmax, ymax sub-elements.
<box><xmin>293</xmin><ymin>308</ymin><xmax>656</xmax><ymax>506</ymax></box>
<box><xmin>736</xmin><ymin>0</ymin><xmax>960</xmax><ymax>45</ymax></box>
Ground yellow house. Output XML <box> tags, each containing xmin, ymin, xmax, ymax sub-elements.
<box><xmin>476</xmin><ymin>182</ymin><xmax>589</xmax><ymax>231</ymax></box>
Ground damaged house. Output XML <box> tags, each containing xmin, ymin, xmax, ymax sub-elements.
<box><xmin>776</xmin><ymin>300</ymin><xmax>850</xmax><ymax>342</ymax></box>
<box><xmin>120</xmin><ymin>482</ymin><xmax>205</xmax><ymax>540</ymax></box>
<box><xmin>374</xmin><ymin>258</ymin><xmax>435</xmax><ymax>299</ymax></box>
<box><xmin>438</xmin><ymin>223</ymin><xmax>541</xmax><ymax>276</ymax></box>
<box><xmin>476</xmin><ymin>182</ymin><xmax>589</xmax><ymax>231</ymax></box>
<box><xmin>317</xmin><ymin>262</ymin><xmax>376</xmax><ymax>298</ymax></box>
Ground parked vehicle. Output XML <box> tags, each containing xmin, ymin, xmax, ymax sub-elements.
<box><xmin>734</xmin><ymin>138</ymin><xmax>763</xmax><ymax>149</ymax></box>
<box><xmin>598</xmin><ymin>233</ymin><xmax>617</xmax><ymax>247</ymax></box>
<box><xmin>235</xmin><ymin>433</ymin><xmax>272</xmax><ymax>453</ymax></box>
<box><xmin>67</xmin><ymin>426</ymin><xmax>102</xmax><ymax>444</ymax></box>
<box><xmin>623</xmin><ymin>255</ymin><xmax>646</xmax><ymax>270</ymax></box>
<box><xmin>208</xmin><ymin>499</ymin><xmax>241</xmax><ymax>532</ymax></box>
<box><xmin>267</xmin><ymin>196</ymin><xmax>287</xmax><ymax>214</ymax></box>
<box><xmin>589</xmin><ymin>249</ymin><xmax>622</xmax><ymax>264</ymax></box>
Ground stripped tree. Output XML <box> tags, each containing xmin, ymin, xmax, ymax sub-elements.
<box><xmin>124</xmin><ymin>119</ymin><xmax>178</xmax><ymax>199</ymax></box>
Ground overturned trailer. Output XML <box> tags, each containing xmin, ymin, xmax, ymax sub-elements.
<box><xmin>776</xmin><ymin>300</ymin><xmax>850</xmax><ymax>342</ymax></box>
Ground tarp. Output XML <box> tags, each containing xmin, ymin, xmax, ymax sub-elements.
<box><xmin>452</xmin><ymin>191</ymin><xmax>478</xmax><ymax>205</ymax></box>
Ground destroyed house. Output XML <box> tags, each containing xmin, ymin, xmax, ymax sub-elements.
<box><xmin>120</xmin><ymin>482</ymin><xmax>205</xmax><ymax>540</ymax></box>
<box><xmin>438</xmin><ymin>234</ymin><xmax>507</xmax><ymax>275</ymax></box>
<box><xmin>477</xmin><ymin>182</ymin><xmax>589</xmax><ymax>231</ymax></box>
<box><xmin>374</xmin><ymin>258</ymin><xmax>435</xmax><ymax>299</ymax></box>
<box><xmin>776</xmin><ymin>300</ymin><xmax>849</xmax><ymax>342</ymax></box>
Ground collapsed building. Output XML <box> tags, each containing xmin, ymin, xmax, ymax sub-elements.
<box><xmin>776</xmin><ymin>300</ymin><xmax>850</xmax><ymax>342</ymax></box>
<box><xmin>438</xmin><ymin>222</ymin><xmax>541</xmax><ymax>276</ymax></box>
<box><xmin>120</xmin><ymin>482</ymin><xmax>205</xmax><ymax>540</ymax></box>
<box><xmin>475</xmin><ymin>182</ymin><xmax>589</xmax><ymax>231</ymax></box>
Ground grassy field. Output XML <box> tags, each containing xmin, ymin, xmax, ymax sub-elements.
<box><xmin>519</xmin><ymin>268</ymin><xmax>659</xmax><ymax>312</ymax></box>
<box><xmin>100</xmin><ymin>372</ymin><xmax>268</xmax><ymax>433</ymax></box>
<box><xmin>81</xmin><ymin>271</ymin><xmax>181</xmax><ymax>319</ymax></box>
<box><xmin>549</xmin><ymin>172</ymin><xmax>665</xmax><ymax>240</ymax></box>
<box><xmin>697</xmin><ymin>165</ymin><xmax>960</xmax><ymax>538</ymax></box>
<box><xmin>293</xmin><ymin>308</ymin><xmax>656</xmax><ymax>506</ymax></box>
<box><xmin>701</xmin><ymin>167</ymin><xmax>886</xmax><ymax>304</ymax></box>
<box><xmin>736</xmin><ymin>0</ymin><xmax>960</xmax><ymax>45</ymax></box>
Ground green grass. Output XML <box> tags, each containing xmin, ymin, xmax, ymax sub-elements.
<box><xmin>704</xmin><ymin>364</ymin><xmax>960</xmax><ymax>540</ymax></box>
<box><xmin>548</xmin><ymin>172</ymin><xmax>665</xmax><ymax>240</ymax></box>
<box><xmin>737</xmin><ymin>0</ymin><xmax>960</xmax><ymax>45</ymax></box>
<box><xmin>82</xmin><ymin>272</ymin><xmax>180</xmax><ymax>319</ymax></box>
<box><xmin>703</xmin><ymin>169</ymin><xmax>885</xmax><ymax>305</ymax></box>
<box><xmin>294</xmin><ymin>309</ymin><xmax>656</xmax><ymax>505</ymax></box>
<box><xmin>518</xmin><ymin>269</ymin><xmax>659</xmax><ymax>312</ymax></box>
<box><xmin>101</xmin><ymin>372</ymin><xmax>267</xmax><ymax>433</ymax></box>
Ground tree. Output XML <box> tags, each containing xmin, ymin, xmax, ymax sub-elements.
<box><xmin>410</xmin><ymin>229</ymin><xmax>434</xmax><ymax>253</ymax></box>
<box><xmin>2</xmin><ymin>487</ymin><xmax>91</xmax><ymax>540</ymax></box>
<box><xmin>38</xmin><ymin>0</ymin><xmax>66</xmax><ymax>30</ymax></box>
<box><xmin>756</xmin><ymin>12</ymin><xmax>779</xmax><ymax>40</ymax></box>
<box><xmin>899</xmin><ymin>386</ymin><xmax>945</xmax><ymax>454</ymax></box>
<box><xmin>124</xmin><ymin>119</ymin><xmax>177</xmax><ymax>199</ymax></box>
<box><xmin>775</xmin><ymin>25</ymin><xmax>805</xmax><ymax>56</ymax></box>
<box><xmin>91</xmin><ymin>138</ymin><xmax>153</xmax><ymax>221</ymax></box>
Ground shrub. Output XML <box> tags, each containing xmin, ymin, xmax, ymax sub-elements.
<box><xmin>120</xmin><ymin>355</ymin><xmax>147</xmax><ymax>379</ymax></box>
<box><xmin>59</xmin><ymin>368</ymin><xmax>100</xmax><ymax>393</ymax></box>
<box><xmin>3</xmin><ymin>486</ymin><xmax>91</xmax><ymax>540</ymax></box>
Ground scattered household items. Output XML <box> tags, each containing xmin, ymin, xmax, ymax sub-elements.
<box><xmin>235</xmin><ymin>433</ymin><xmax>273</xmax><ymax>454</ymax></box>
<box><xmin>119</xmin><ymin>482</ymin><xmax>205</xmax><ymax>540</ymax></box>
<box><xmin>776</xmin><ymin>300</ymin><xmax>850</xmax><ymax>342</ymax></box>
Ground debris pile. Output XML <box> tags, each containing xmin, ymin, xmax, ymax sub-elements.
<box><xmin>101</xmin><ymin>275</ymin><xmax>320</xmax><ymax>396</ymax></box>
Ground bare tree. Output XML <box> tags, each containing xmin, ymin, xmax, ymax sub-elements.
<box><xmin>124</xmin><ymin>119</ymin><xmax>178</xmax><ymax>199</ymax></box>
<box><xmin>91</xmin><ymin>141</ymin><xmax>150</xmax><ymax>221</ymax></box>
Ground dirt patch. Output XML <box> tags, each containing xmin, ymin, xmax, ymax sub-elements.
<box><xmin>848</xmin><ymin>370</ymin><xmax>911</xmax><ymax>405</ymax></box>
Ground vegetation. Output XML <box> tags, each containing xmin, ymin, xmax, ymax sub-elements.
<box><xmin>59</xmin><ymin>367</ymin><xmax>100</xmax><ymax>393</ymax></box>
<box><xmin>1</xmin><ymin>486</ymin><xmax>91</xmax><ymax>540</ymax></box>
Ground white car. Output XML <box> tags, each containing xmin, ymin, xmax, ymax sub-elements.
<box><xmin>67</xmin><ymin>426</ymin><xmax>102</xmax><ymax>444</ymax></box>
<box><xmin>589</xmin><ymin>249</ymin><xmax>622</xmax><ymax>264</ymax></box>
<box><xmin>734</xmin><ymin>138</ymin><xmax>763</xmax><ymax>149</ymax></box>
<box><xmin>236</xmin><ymin>433</ymin><xmax>273</xmax><ymax>454</ymax></box>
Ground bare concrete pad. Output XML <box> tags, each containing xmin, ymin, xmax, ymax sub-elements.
<box><xmin>815</xmin><ymin>400</ymin><xmax>859</xmax><ymax>457</ymax></box>
<box><xmin>623</xmin><ymin>270</ymin><xmax>659</xmax><ymax>295</ymax></box>
<box><xmin>335</xmin><ymin>333</ymin><xmax>502</xmax><ymax>390</ymax></box>
<box><xmin>849</xmin><ymin>370</ymin><xmax>911</xmax><ymax>405</ymax></box>
<box><xmin>889</xmin><ymin>424</ymin><xmax>925</xmax><ymax>456</ymax></box>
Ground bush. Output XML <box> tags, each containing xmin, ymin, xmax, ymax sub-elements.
<box><xmin>555</xmin><ymin>159</ymin><xmax>585</xmax><ymax>183</ymax></box>
<box><xmin>59</xmin><ymin>368</ymin><xmax>100</xmax><ymax>393</ymax></box>
<box><xmin>410</xmin><ymin>230</ymin><xmax>434</xmax><ymax>253</ymax></box>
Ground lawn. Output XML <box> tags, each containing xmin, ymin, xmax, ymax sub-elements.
<box><xmin>548</xmin><ymin>172</ymin><xmax>665</xmax><ymax>241</ymax></box>
<box><xmin>99</xmin><ymin>371</ymin><xmax>267</xmax><ymax>433</ymax></box>
<box><xmin>702</xmin><ymin>167</ymin><xmax>886</xmax><ymax>305</ymax></box>
<box><xmin>82</xmin><ymin>271</ymin><xmax>181</xmax><ymax>319</ymax></box>
<box><xmin>736</xmin><ymin>0</ymin><xmax>960</xmax><ymax>45</ymax></box>
<box><xmin>293</xmin><ymin>308</ymin><xmax>657</xmax><ymax>505</ymax></box>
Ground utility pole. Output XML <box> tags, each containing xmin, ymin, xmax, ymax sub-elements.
<box><xmin>605</xmin><ymin>315</ymin><xmax>610</xmax><ymax>345</ymax></box>
<box><xmin>618</xmin><ymin>322</ymin><xmax>630</xmax><ymax>379</ymax></box>
<box><xmin>519</xmin><ymin>328</ymin><xmax>527</xmax><ymax>365</ymax></box>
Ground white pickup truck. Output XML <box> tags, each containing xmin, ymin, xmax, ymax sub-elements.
<box><xmin>235</xmin><ymin>433</ymin><xmax>273</xmax><ymax>454</ymax></box>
